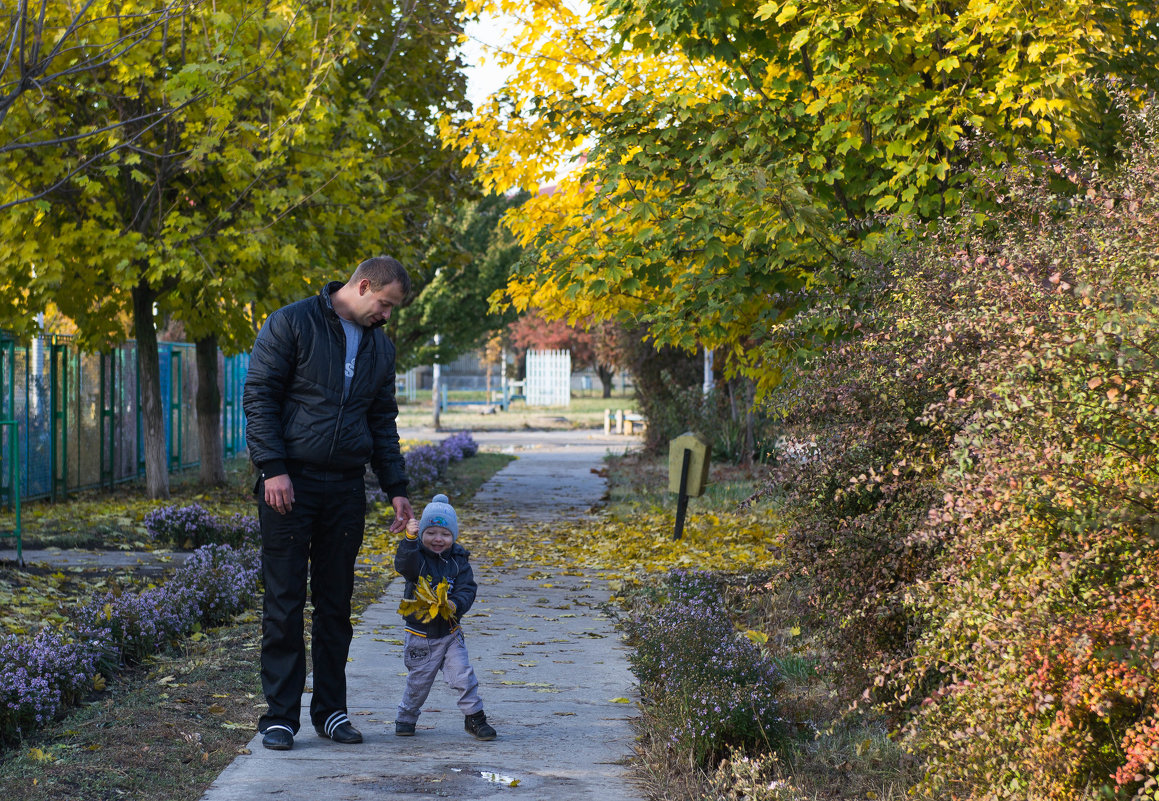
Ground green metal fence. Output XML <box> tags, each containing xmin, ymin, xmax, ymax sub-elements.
<box><xmin>0</xmin><ymin>333</ymin><xmax>249</xmax><ymax>505</ymax></box>
<box><xmin>1</xmin><ymin>334</ymin><xmax>20</xmax><ymax>560</ymax></box>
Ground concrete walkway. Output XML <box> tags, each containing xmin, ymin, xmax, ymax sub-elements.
<box><xmin>0</xmin><ymin>546</ymin><xmax>189</xmax><ymax>572</ymax></box>
<box><xmin>198</xmin><ymin>428</ymin><xmax>645</xmax><ymax>801</ymax></box>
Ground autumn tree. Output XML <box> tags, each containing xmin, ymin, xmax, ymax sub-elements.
<box><xmin>165</xmin><ymin>0</ymin><xmax>473</xmax><ymax>485</ymax></box>
<box><xmin>444</xmin><ymin>0</ymin><xmax>1159</xmax><ymax>396</ymax></box>
<box><xmin>0</xmin><ymin>0</ymin><xmax>203</xmax><ymax>209</ymax></box>
<box><xmin>590</xmin><ymin>320</ymin><xmax>629</xmax><ymax>398</ymax></box>
<box><xmin>1</xmin><ymin>0</ymin><xmax>474</xmax><ymax>493</ymax></box>
<box><xmin>1</xmin><ymin>2</ymin><xmax>301</xmax><ymax>497</ymax></box>
<box><xmin>394</xmin><ymin>190</ymin><xmax>526</xmax><ymax>369</ymax></box>
<box><xmin>0</xmin><ymin>1</ymin><xmax>471</xmax><ymax>495</ymax></box>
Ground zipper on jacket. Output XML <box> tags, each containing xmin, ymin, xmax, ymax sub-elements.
<box><xmin>326</xmin><ymin>404</ymin><xmax>344</xmax><ymax>467</ymax></box>
<box><xmin>326</xmin><ymin>308</ymin><xmax>351</xmax><ymax>468</ymax></box>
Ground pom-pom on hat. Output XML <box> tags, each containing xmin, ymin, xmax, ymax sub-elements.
<box><xmin>419</xmin><ymin>494</ymin><xmax>459</xmax><ymax>541</ymax></box>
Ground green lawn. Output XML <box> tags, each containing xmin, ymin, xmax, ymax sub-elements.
<box><xmin>396</xmin><ymin>392</ymin><xmax>638</xmax><ymax>430</ymax></box>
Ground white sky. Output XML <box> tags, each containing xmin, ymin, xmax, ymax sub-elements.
<box><xmin>460</xmin><ymin>14</ymin><xmax>517</xmax><ymax>108</ymax></box>
<box><xmin>456</xmin><ymin>10</ymin><xmax>589</xmax><ymax>185</ymax></box>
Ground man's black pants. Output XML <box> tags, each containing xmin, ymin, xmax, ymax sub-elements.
<box><xmin>257</xmin><ymin>471</ymin><xmax>365</xmax><ymax>734</ymax></box>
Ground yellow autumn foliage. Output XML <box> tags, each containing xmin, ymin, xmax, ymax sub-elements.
<box><xmin>366</xmin><ymin>508</ymin><xmax>780</xmax><ymax>580</ymax></box>
<box><xmin>396</xmin><ymin>576</ymin><xmax>456</xmax><ymax>623</ymax></box>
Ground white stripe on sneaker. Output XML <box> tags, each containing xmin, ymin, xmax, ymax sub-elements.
<box><xmin>324</xmin><ymin>711</ymin><xmax>349</xmax><ymax>737</ymax></box>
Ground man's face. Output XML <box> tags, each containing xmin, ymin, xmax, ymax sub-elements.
<box><xmin>354</xmin><ymin>280</ymin><xmax>405</xmax><ymax>327</ymax></box>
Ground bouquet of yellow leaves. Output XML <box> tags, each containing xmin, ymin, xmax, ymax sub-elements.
<box><xmin>397</xmin><ymin>576</ymin><xmax>455</xmax><ymax>623</ymax></box>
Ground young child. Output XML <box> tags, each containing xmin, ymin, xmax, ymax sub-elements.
<box><xmin>393</xmin><ymin>493</ymin><xmax>496</xmax><ymax>740</ymax></box>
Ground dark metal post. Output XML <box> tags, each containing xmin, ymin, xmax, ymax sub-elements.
<box><xmin>100</xmin><ymin>351</ymin><xmax>116</xmax><ymax>490</ymax></box>
<box><xmin>170</xmin><ymin>346</ymin><xmax>182</xmax><ymax>470</ymax></box>
<box><xmin>1</xmin><ymin>421</ymin><xmax>21</xmax><ymax>565</ymax></box>
<box><xmin>674</xmin><ymin>448</ymin><xmax>691</xmax><ymax>540</ymax></box>
<box><xmin>49</xmin><ymin>340</ymin><xmax>69</xmax><ymax>500</ymax></box>
<box><xmin>0</xmin><ymin>339</ymin><xmax>21</xmax><ymax>564</ymax></box>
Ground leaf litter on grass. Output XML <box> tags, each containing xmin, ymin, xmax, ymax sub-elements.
<box><xmin>460</xmin><ymin>508</ymin><xmax>780</xmax><ymax>578</ymax></box>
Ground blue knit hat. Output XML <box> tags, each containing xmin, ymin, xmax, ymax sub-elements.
<box><xmin>419</xmin><ymin>494</ymin><xmax>458</xmax><ymax>541</ymax></box>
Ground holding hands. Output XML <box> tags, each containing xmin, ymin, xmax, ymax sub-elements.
<box><xmin>390</xmin><ymin>496</ymin><xmax>415</xmax><ymax>533</ymax></box>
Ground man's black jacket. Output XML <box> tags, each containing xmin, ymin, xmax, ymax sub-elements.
<box><xmin>242</xmin><ymin>281</ymin><xmax>408</xmax><ymax>498</ymax></box>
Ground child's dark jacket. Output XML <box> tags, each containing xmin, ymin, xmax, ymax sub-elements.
<box><xmin>394</xmin><ymin>537</ymin><xmax>477</xmax><ymax>638</ymax></box>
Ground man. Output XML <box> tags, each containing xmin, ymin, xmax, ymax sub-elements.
<box><xmin>243</xmin><ymin>256</ymin><xmax>415</xmax><ymax>751</ymax></box>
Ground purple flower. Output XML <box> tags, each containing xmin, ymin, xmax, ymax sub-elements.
<box><xmin>144</xmin><ymin>504</ymin><xmax>258</xmax><ymax>549</ymax></box>
<box><xmin>622</xmin><ymin>569</ymin><xmax>786</xmax><ymax>762</ymax></box>
<box><xmin>1</xmin><ymin>542</ymin><xmax>262</xmax><ymax>744</ymax></box>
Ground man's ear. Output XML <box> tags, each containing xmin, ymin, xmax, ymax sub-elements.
<box><xmin>358</xmin><ymin>278</ymin><xmax>372</xmax><ymax>296</ymax></box>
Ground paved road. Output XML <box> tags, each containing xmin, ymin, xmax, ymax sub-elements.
<box><xmin>198</xmin><ymin>428</ymin><xmax>645</xmax><ymax>801</ymax></box>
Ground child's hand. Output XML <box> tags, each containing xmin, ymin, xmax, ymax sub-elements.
<box><xmin>406</xmin><ymin>518</ymin><xmax>419</xmax><ymax>539</ymax></box>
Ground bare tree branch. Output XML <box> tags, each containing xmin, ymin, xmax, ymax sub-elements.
<box><xmin>365</xmin><ymin>0</ymin><xmax>419</xmax><ymax>100</ymax></box>
<box><xmin>0</xmin><ymin>0</ymin><xmax>190</xmax><ymax>125</ymax></box>
<box><xmin>0</xmin><ymin>0</ymin><xmax>302</xmax><ymax>213</ymax></box>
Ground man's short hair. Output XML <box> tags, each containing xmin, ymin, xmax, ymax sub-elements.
<box><xmin>352</xmin><ymin>256</ymin><xmax>411</xmax><ymax>297</ymax></box>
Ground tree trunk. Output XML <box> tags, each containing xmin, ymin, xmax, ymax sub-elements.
<box><xmin>132</xmin><ymin>279</ymin><xmax>170</xmax><ymax>500</ymax></box>
<box><xmin>597</xmin><ymin>364</ymin><xmax>614</xmax><ymax>398</ymax></box>
<box><xmin>742</xmin><ymin>379</ymin><xmax>755</xmax><ymax>468</ymax></box>
<box><xmin>195</xmin><ymin>335</ymin><xmax>226</xmax><ymax>486</ymax></box>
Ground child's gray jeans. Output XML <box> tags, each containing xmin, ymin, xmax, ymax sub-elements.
<box><xmin>396</xmin><ymin>629</ymin><xmax>484</xmax><ymax>725</ymax></box>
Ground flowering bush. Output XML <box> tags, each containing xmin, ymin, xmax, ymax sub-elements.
<box><xmin>144</xmin><ymin>503</ymin><xmax>259</xmax><ymax>549</ymax></box>
<box><xmin>661</xmin><ymin>568</ymin><xmax>721</xmax><ymax>606</ymax></box>
<box><xmin>404</xmin><ymin>432</ymin><xmax>480</xmax><ymax>492</ymax></box>
<box><xmin>0</xmin><ymin>629</ymin><xmax>105</xmax><ymax>743</ymax></box>
<box><xmin>0</xmin><ymin>543</ymin><xmax>261</xmax><ymax>744</ymax></box>
<box><xmin>217</xmin><ymin>512</ymin><xmax>261</xmax><ymax>549</ymax></box>
<box><xmin>170</xmin><ymin>544</ymin><xmax>261</xmax><ymax>626</ymax></box>
<box><xmin>77</xmin><ymin>586</ymin><xmax>200</xmax><ymax>666</ymax></box>
<box><xmin>624</xmin><ymin>570</ymin><xmax>785</xmax><ymax>762</ymax></box>
<box><xmin>763</xmin><ymin>101</ymin><xmax>1159</xmax><ymax>797</ymax></box>
<box><xmin>404</xmin><ymin>444</ymin><xmax>450</xmax><ymax>488</ymax></box>
<box><xmin>144</xmin><ymin>502</ymin><xmax>219</xmax><ymax>547</ymax></box>
<box><xmin>440</xmin><ymin>430</ymin><xmax>479</xmax><ymax>459</ymax></box>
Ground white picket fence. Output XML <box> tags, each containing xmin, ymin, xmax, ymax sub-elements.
<box><xmin>525</xmin><ymin>349</ymin><xmax>572</xmax><ymax>407</ymax></box>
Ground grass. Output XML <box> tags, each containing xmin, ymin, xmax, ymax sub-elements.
<box><xmin>7</xmin><ymin>445</ymin><xmax>517</xmax><ymax>552</ymax></box>
<box><xmin>408</xmin><ymin>452</ymin><xmax>514</xmax><ymax>503</ymax></box>
<box><xmin>7</xmin><ymin>457</ymin><xmax>257</xmax><ymax>552</ymax></box>
<box><xmin>602</xmin><ymin>451</ymin><xmax>921</xmax><ymax>801</ymax></box>
<box><xmin>0</xmin><ymin>448</ymin><xmax>512</xmax><ymax>801</ymax></box>
<box><xmin>605</xmin><ymin>449</ymin><xmax>766</xmax><ymax>515</ymax></box>
<box><xmin>396</xmin><ymin>392</ymin><xmax>638</xmax><ymax>431</ymax></box>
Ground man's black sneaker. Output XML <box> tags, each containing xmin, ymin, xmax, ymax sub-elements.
<box><xmin>395</xmin><ymin>721</ymin><xmax>416</xmax><ymax>736</ymax></box>
<box><xmin>465</xmin><ymin>711</ymin><xmax>496</xmax><ymax>740</ymax></box>
<box><xmin>315</xmin><ymin>713</ymin><xmax>363</xmax><ymax>744</ymax></box>
<box><xmin>261</xmin><ymin>726</ymin><xmax>294</xmax><ymax>751</ymax></box>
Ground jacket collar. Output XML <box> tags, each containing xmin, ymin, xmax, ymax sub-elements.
<box><xmin>320</xmin><ymin>281</ymin><xmax>344</xmax><ymax>321</ymax></box>
<box><xmin>320</xmin><ymin>280</ymin><xmax>388</xmax><ymax>329</ymax></box>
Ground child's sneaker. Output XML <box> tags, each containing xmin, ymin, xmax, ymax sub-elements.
<box><xmin>464</xmin><ymin>711</ymin><xmax>496</xmax><ymax>740</ymax></box>
<box><xmin>395</xmin><ymin>721</ymin><xmax>416</xmax><ymax>736</ymax></box>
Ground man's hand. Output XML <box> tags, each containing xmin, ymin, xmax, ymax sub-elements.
<box><xmin>263</xmin><ymin>474</ymin><xmax>295</xmax><ymax>515</ymax></box>
<box><xmin>390</xmin><ymin>496</ymin><xmax>415</xmax><ymax>533</ymax></box>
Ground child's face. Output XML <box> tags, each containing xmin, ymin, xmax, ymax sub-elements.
<box><xmin>421</xmin><ymin>525</ymin><xmax>453</xmax><ymax>554</ymax></box>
